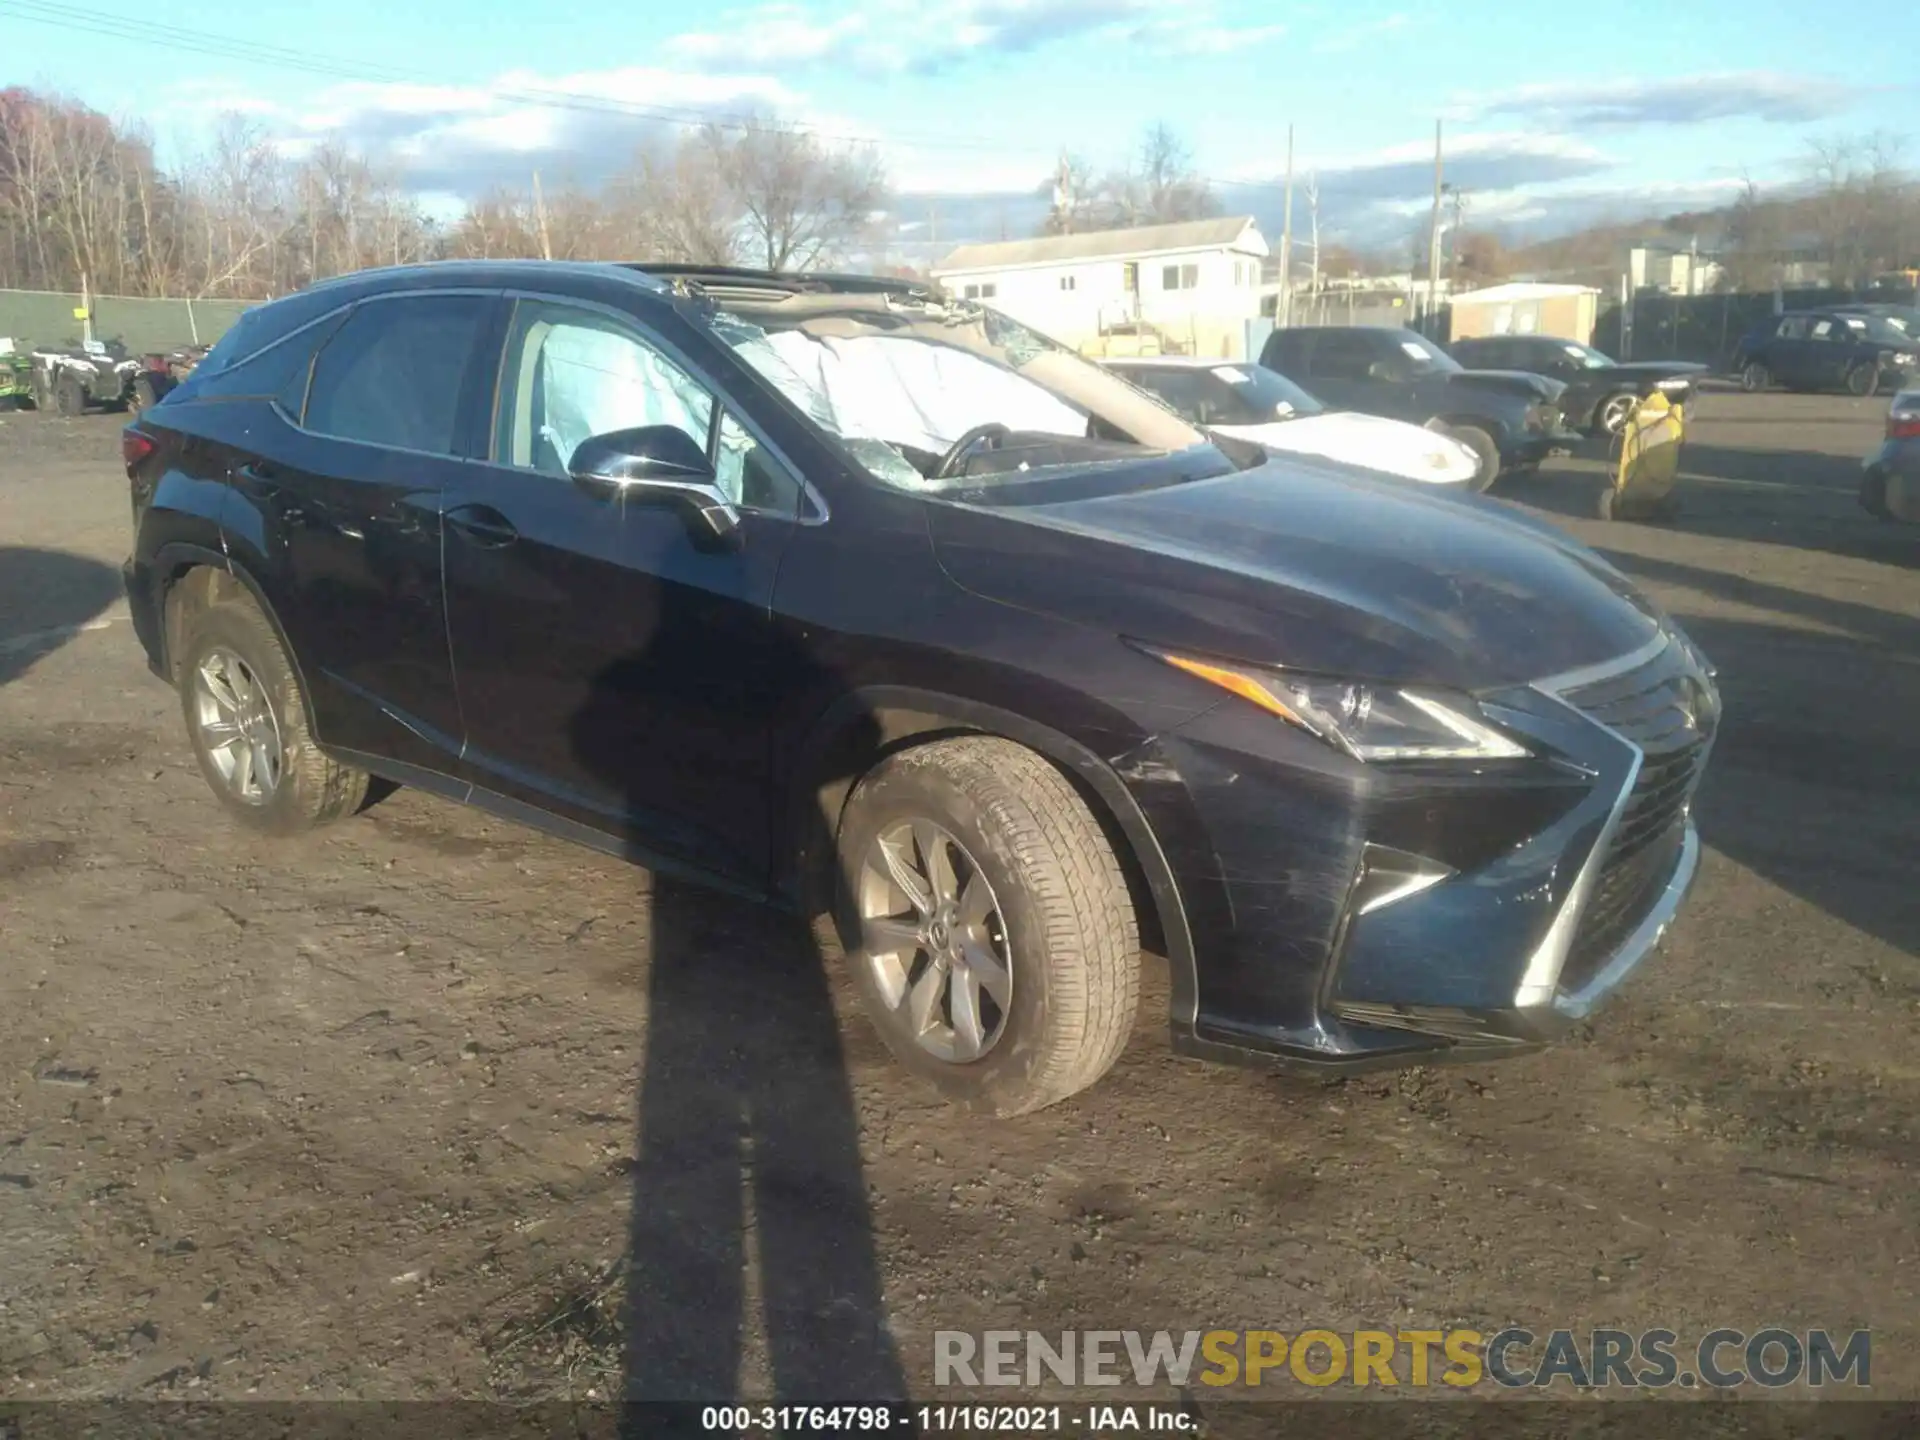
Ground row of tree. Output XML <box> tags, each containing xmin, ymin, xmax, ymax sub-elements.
<box><xmin>0</xmin><ymin>87</ymin><xmax>890</xmax><ymax>300</ymax></box>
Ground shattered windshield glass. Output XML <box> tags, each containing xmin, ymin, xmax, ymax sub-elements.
<box><xmin>709</xmin><ymin>296</ymin><xmax>1214</xmax><ymax>492</ymax></box>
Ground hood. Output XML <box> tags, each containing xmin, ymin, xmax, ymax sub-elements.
<box><xmin>1608</xmin><ymin>360</ymin><xmax>1709</xmax><ymax>378</ymax></box>
<box><xmin>1445</xmin><ymin>368</ymin><xmax>1566</xmax><ymax>402</ymax></box>
<box><xmin>929</xmin><ymin>460</ymin><xmax>1661</xmax><ymax>691</ymax></box>
<box><xmin>1216</xmin><ymin>411</ymin><xmax>1477</xmax><ymax>485</ymax></box>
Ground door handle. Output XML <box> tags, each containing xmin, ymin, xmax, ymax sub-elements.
<box><xmin>231</xmin><ymin>461</ymin><xmax>281</xmax><ymax>494</ymax></box>
<box><xmin>443</xmin><ymin>503</ymin><xmax>519</xmax><ymax>548</ymax></box>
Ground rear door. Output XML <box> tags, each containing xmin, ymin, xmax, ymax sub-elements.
<box><xmin>440</xmin><ymin>291</ymin><xmax>804</xmax><ymax>886</ymax></box>
<box><xmin>240</xmin><ymin>290</ymin><xmax>493</xmax><ymax>773</ymax></box>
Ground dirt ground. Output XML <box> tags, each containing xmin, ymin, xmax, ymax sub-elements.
<box><xmin>1</xmin><ymin>392</ymin><xmax>1915</xmax><ymax>1417</ymax></box>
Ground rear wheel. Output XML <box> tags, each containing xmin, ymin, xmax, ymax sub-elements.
<box><xmin>835</xmin><ymin>736</ymin><xmax>1139</xmax><ymax>1116</ymax></box>
<box><xmin>1741</xmin><ymin>362</ymin><xmax>1770</xmax><ymax>393</ymax></box>
<box><xmin>1440</xmin><ymin>423</ymin><xmax>1500</xmax><ymax>492</ymax></box>
<box><xmin>174</xmin><ymin>586</ymin><xmax>370</xmax><ymax>836</ymax></box>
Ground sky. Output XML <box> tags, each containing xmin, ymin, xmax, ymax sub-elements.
<box><xmin>7</xmin><ymin>0</ymin><xmax>1916</xmax><ymax>258</ymax></box>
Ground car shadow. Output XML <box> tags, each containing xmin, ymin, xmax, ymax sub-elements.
<box><xmin>1593</xmin><ymin>551</ymin><xmax>1920</xmax><ymax>961</ymax></box>
<box><xmin>0</xmin><ymin>546</ymin><xmax>125</xmax><ymax>688</ymax></box>
<box><xmin>1502</xmin><ymin>438</ymin><xmax>1918</xmax><ymax>571</ymax></box>
<box><xmin>564</xmin><ymin>579</ymin><xmax>915</xmax><ymax>1427</ymax></box>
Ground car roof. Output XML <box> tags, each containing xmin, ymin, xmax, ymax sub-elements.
<box><xmin>1104</xmin><ymin>356</ymin><xmax>1246</xmax><ymax>369</ymax></box>
<box><xmin>299</xmin><ymin>259</ymin><xmax>937</xmax><ymax>303</ymax></box>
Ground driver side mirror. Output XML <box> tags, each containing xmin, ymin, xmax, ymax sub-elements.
<box><xmin>567</xmin><ymin>424</ymin><xmax>740</xmax><ymax>542</ymax></box>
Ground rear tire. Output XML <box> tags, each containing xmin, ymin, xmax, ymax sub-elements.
<box><xmin>1861</xmin><ymin>466</ymin><xmax>1893</xmax><ymax>521</ymax></box>
<box><xmin>1741</xmin><ymin>362</ymin><xmax>1770</xmax><ymax>393</ymax></box>
<box><xmin>1442</xmin><ymin>423</ymin><xmax>1501</xmax><ymax>492</ymax></box>
<box><xmin>174</xmin><ymin>587</ymin><xmax>370</xmax><ymax>836</ymax></box>
<box><xmin>1595</xmin><ymin>487</ymin><xmax>1617</xmax><ymax>521</ymax></box>
<box><xmin>835</xmin><ymin>736</ymin><xmax>1139</xmax><ymax>1116</ymax></box>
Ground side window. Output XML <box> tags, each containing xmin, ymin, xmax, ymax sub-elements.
<box><xmin>1313</xmin><ymin>333</ymin><xmax>1381</xmax><ymax>381</ymax></box>
<box><xmin>1811</xmin><ymin>319</ymin><xmax>1834</xmax><ymax>340</ymax></box>
<box><xmin>1130</xmin><ymin>368</ymin><xmax>1212</xmax><ymax>423</ymax></box>
<box><xmin>304</xmin><ymin>295</ymin><xmax>490</xmax><ymax>455</ymax></box>
<box><xmin>496</xmin><ymin>299</ymin><xmax>798</xmax><ymax>514</ymax></box>
<box><xmin>1776</xmin><ymin>318</ymin><xmax>1807</xmax><ymax>340</ymax></box>
<box><xmin>169</xmin><ymin>309</ymin><xmax>346</xmax><ymax>409</ymax></box>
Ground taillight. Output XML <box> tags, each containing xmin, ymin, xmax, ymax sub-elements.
<box><xmin>122</xmin><ymin>427</ymin><xmax>157</xmax><ymax>471</ymax></box>
<box><xmin>1890</xmin><ymin>416</ymin><xmax>1920</xmax><ymax>440</ymax></box>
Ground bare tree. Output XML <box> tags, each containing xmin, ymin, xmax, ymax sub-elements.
<box><xmin>1038</xmin><ymin>150</ymin><xmax>1098</xmax><ymax>236</ymax></box>
<box><xmin>703</xmin><ymin>114</ymin><xmax>887</xmax><ymax>270</ymax></box>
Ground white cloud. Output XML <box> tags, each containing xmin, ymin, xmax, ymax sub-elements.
<box><xmin>1473</xmin><ymin>71</ymin><xmax>1851</xmax><ymax>128</ymax></box>
<box><xmin>1309</xmin><ymin>12</ymin><xmax>1409</xmax><ymax>55</ymax></box>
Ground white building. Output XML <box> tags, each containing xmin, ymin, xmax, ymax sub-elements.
<box><xmin>931</xmin><ymin>216</ymin><xmax>1269</xmax><ymax>359</ymax></box>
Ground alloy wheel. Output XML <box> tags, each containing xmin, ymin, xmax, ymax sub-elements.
<box><xmin>191</xmin><ymin>646</ymin><xmax>284</xmax><ymax>805</ymax></box>
<box><xmin>1600</xmin><ymin>393</ymin><xmax>1638</xmax><ymax>435</ymax></box>
<box><xmin>858</xmin><ymin>819</ymin><xmax>1012</xmax><ymax>1063</ymax></box>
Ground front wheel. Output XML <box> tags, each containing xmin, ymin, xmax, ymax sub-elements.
<box><xmin>1438</xmin><ymin>423</ymin><xmax>1500</xmax><ymax>492</ymax></box>
<box><xmin>1597</xmin><ymin>392</ymin><xmax>1639</xmax><ymax>436</ymax></box>
<box><xmin>53</xmin><ymin>372</ymin><xmax>86</xmax><ymax>416</ymax></box>
<box><xmin>836</xmin><ymin>736</ymin><xmax>1139</xmax><ymax>1116</ymax></box>
<box><xmin>175</xmin><ymin>588</ymin><xmax>371</xmax><ymax>836</ymax></box>
<box><xmin>128</xmin><ymin>375</ymin><xmax>158</xmax><ymax>416</ymax></box>
<box><xmin>1846</xmin><ymin>363</ymin><xmax>1880</xmax><ymax>398</ymax></box>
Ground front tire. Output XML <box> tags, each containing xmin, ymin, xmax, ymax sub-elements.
<box><xmin>835</xmin><ymin>736</ymin><xmax>1139</xmax><ymax>1116</ymax></box>
<box><xmin>1596</xmin><ymin>392</ymin><xmax>1638</xmax><ymax>436</ymax></box>
<box><xmin>1441</xmin><ymin>423</ymin><xmax>1500</xmax><ymax>492</ymax></box>
<box><xmin>1846</xmin><ymin>363</ymin><xmax>1880</xmax><ymax>398</ymax></box>
<box><xmin>175</xmin><ymin>589</ymin><xmax>370</xmax><ymax>836</ymax></box>
<box><xmin>53</xmin><ymin>372</ymin><xmax>86</xmax><ymax>416</ymax></box>
<box><xmin>128</xmin><ymin>375</ymin><xmax>158</xmax><ymax>416</ymax></box>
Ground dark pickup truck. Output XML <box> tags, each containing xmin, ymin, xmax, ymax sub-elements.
<box><xmin>1448</xmin><ymin>333</ymin><xmax>1705</xmax><ymax>437</ymax></box>
<box><xmin>1259</xmin><ymin>325</ymin><xmax>1575</xmax><ymax>491</ymax></box>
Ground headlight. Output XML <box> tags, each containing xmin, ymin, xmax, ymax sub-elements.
<box><xmin>1142</xmin><ymin>648</ymin><xmax>1530</xmax><ymax>762</ymax></box>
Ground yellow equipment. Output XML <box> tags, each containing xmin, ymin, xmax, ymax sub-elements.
<box><xmin>1599</xmin><ymin>390</ymin><xmax>1687</xmax><ymax>521</ymax></box>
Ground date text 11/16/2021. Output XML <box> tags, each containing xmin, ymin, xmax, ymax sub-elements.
<box><xmin>698</xmin><ymin>1404</ymin><xmax>1196</xmax><ymax>1433</ymax></box>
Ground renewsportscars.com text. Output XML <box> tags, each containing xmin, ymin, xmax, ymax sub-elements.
<box><xmin>934</xmin><ymin>1327</ymin><xmax>1871</xmax><ymax>1390</ymax></box>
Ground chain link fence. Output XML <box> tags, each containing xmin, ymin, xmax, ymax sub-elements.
<box><xmin>0</xmin><ymin>288</ymin><xmax>253</xmax><ymax>357</ymax></box>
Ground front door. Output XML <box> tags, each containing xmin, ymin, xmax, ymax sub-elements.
<box><xmin>1302</xmin><ymin>331</ymin><xmax>1392</xmax><ymax>416</ymax></box>
<box><xmin>442</xmin><ymin>295</ymin><xmax>803</xmax><ymax>887</ymax></box>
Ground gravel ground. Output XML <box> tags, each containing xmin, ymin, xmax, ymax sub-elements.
<box><xmin>0</xmin><ymin>392</ymin><xmax>1914</xmax><ymax>1418</ymax></box>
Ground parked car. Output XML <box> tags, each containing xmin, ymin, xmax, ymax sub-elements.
<box><xmin>1831</xmin><ymin>302</ymin><xmax>1920</xmax><ymax>338</ymax></box>
<box><xmin>1258</xmin><ymin>325</ymin><xmax>1575</xmax><ymax>490</ymax></box>
<box><xmin>1103</xmin><ymin>356</ymin><xmax>1481</xmax><ymax>486</ymax></box>
<box><xmin>122</xmin><ymin>260</ymin><xmax>1720</xmax><ymax>1116</ymax></box>
<box><xmin>1731</xmin><ymin>310</ymin><xmax>1918</xmax><ymax>396</ymax></box>
<box><xmin>1447</xmin><ymin>334</ymin><xmax>1705</xmax><ymax>437</ymax></box>
<box><xmin>1860</xmin><ymin>388</ymin><xmax>1920</xmax><ymax>522</ymax></box>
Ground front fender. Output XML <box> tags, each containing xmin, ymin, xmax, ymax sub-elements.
<box><xmin>779</xmin><ymin>683</ymin><xmax>1210</xmax><ymax>1037</ymax></box>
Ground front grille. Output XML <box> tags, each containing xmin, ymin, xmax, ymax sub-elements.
<box><xmin>1556</xmin><ymin>640</ymin><xmax>1715</xmax><ymax>992</ymax></box>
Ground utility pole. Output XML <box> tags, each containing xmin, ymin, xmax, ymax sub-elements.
<box><xmin>1306</xmin><ymin>171</ymin><xmax>1320</xmax><ymax>324</ymax></box>
<box><xmin>1278</xmin><ymin>124</ymin><xmax>1295</xmax><ymax>329</ymax></box>
<box><xmin>1450</xmin><ymin>185</ymin><xmax>1467</xmax><ymax>285</ymax></box>
<box><xmin>532</xmin><ymin>172</ymin><xmax>553</xmax><ymax>260</ymax></box>
<box><xmin>1425</xmin><ymin>119</ymin><xmax>1444</xmax><ymax>327</ymax></box>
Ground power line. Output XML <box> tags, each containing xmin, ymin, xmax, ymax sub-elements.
<box><xmin>2</xmin><ymin>0</ymin><xmax>1055</xmax><ymax>160</ymax></box>
<box><xmin>6</xmin><ymin>0</ymin><xmax>1299</xmax><ymax>203</ymax></box>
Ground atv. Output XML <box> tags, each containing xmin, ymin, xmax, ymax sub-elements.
<box><xmin>29</xmin><ymin>339</ymin><xmax>145</xmax><ymax>416</ymax></box>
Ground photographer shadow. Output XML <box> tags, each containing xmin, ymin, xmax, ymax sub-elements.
<box><xmin>565</xmin><ymin>596</ymin><xmax>914</xmax><ymax>1427</ymax></box>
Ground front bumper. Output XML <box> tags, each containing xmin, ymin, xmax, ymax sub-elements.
<box><xmin>1149</xmin><ymin>631</ymin><xmax>1719</xmax><ymax>1073</ymax></box>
